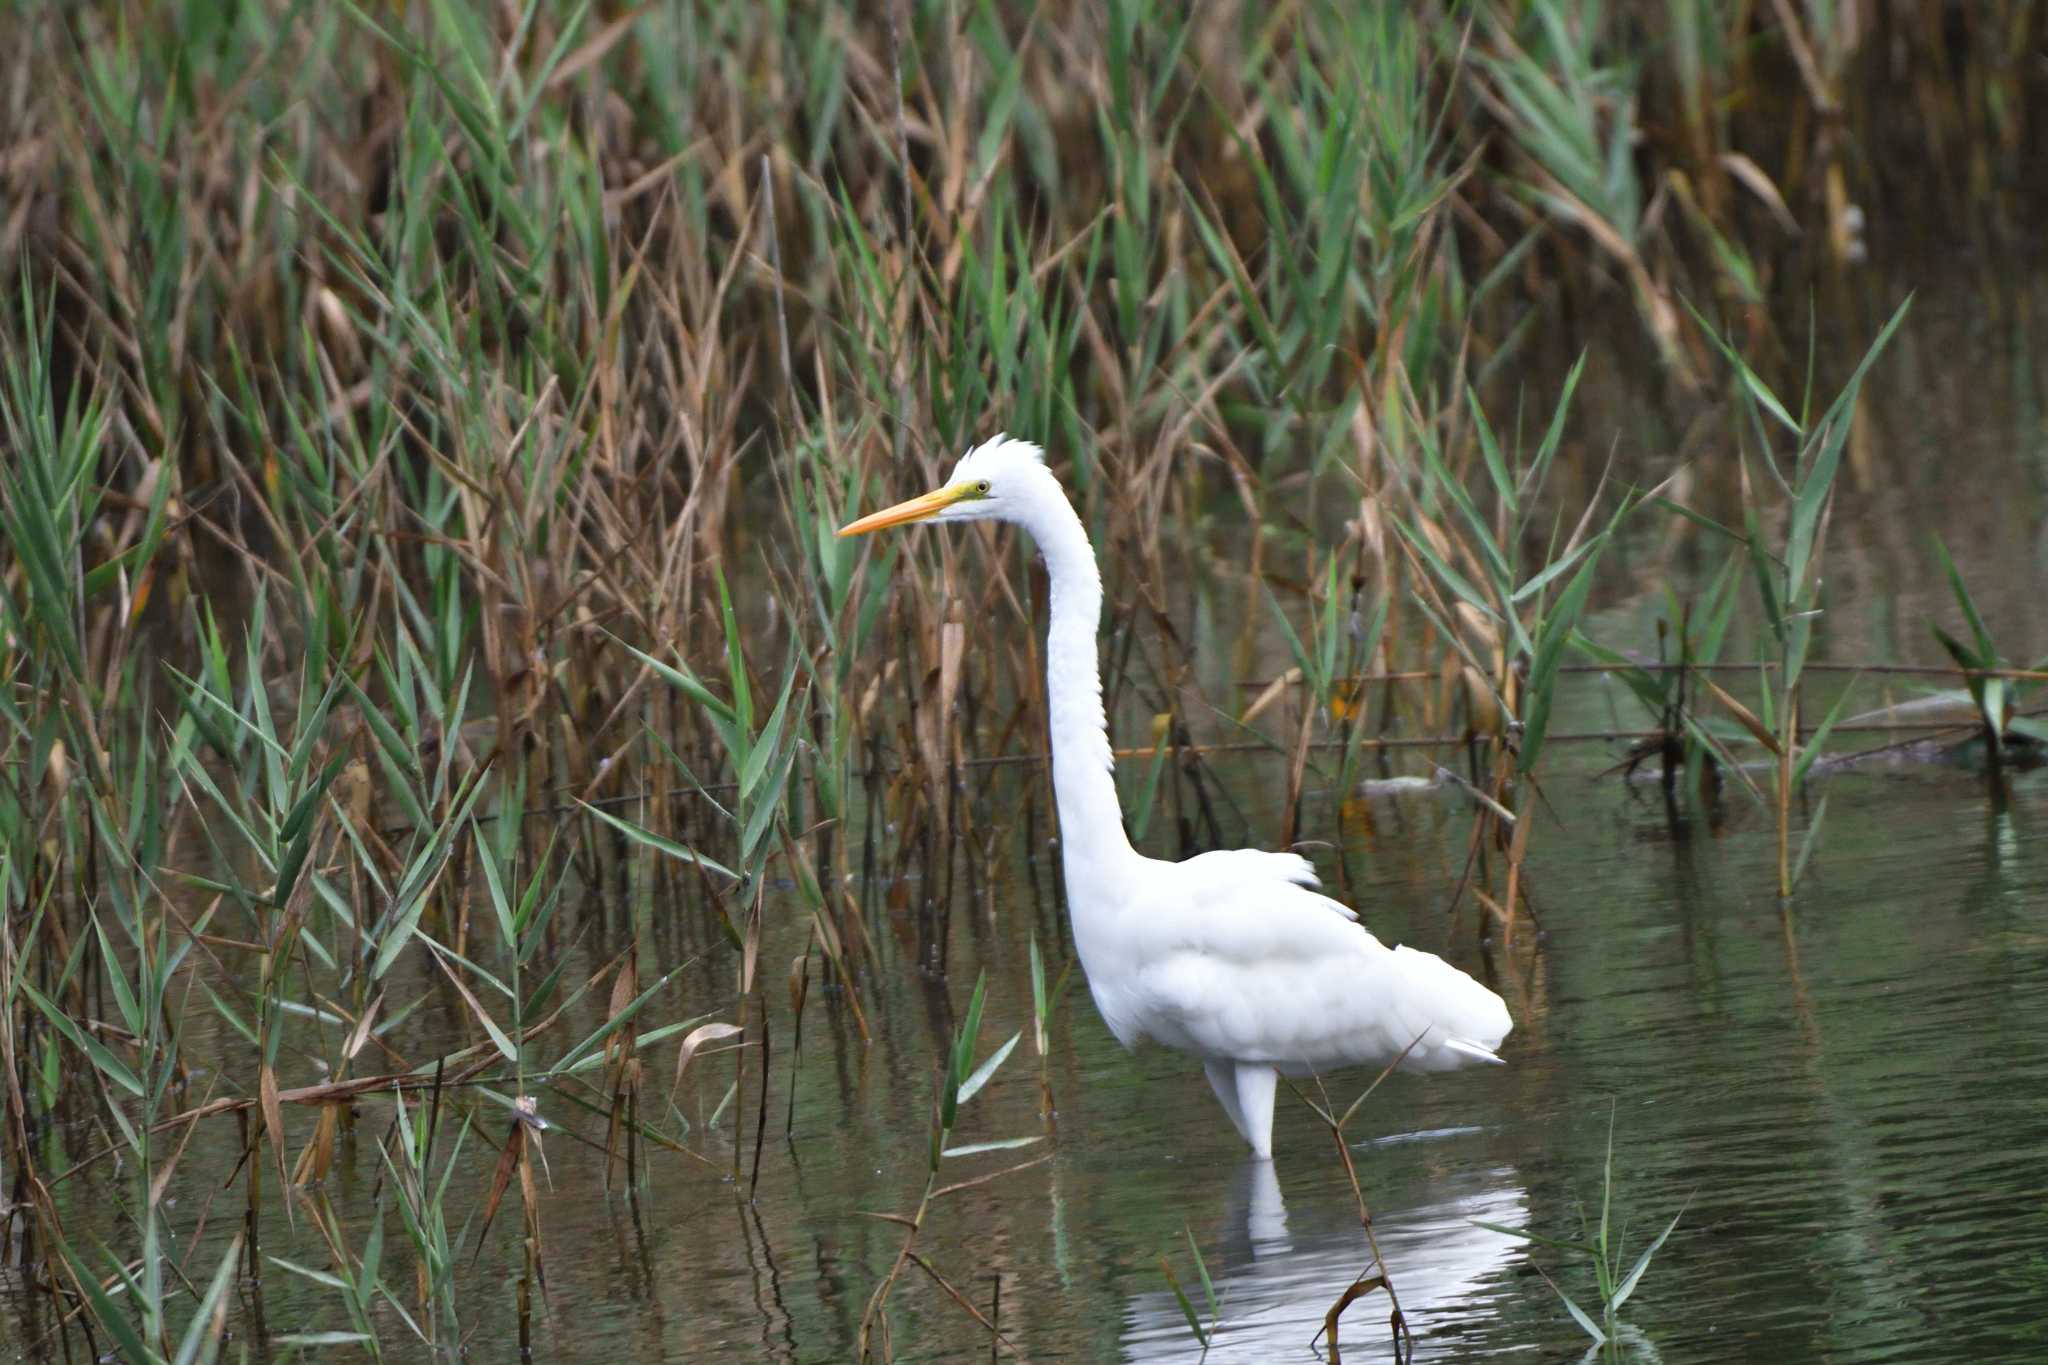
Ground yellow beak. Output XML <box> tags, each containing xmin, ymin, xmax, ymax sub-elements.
<box><xmin>836</xmin><ymin>483</ymin><xmax>976</xmax><ymax>537</ymax></box>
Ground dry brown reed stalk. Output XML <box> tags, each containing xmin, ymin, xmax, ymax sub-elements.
<box><xmin>1295</xmin><ymin>1043</ymin><xmax>1429</xmax><ymax>1364</ymax></box>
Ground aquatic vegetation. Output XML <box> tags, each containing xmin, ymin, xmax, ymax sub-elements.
<box><xmin>1296</xmin><ymin>1052</ymin><xmax>1424</xmax><ymax>1363</ymax></box>
<box><xmin>1927</xmin><ymin>536</ymin><xmax>2048</xmax><ymax>778</ymax></box>
<box><xmin>1027</xmin><ymin>933</ymin><xmax>1076</xmax><ymax>1124</ymax></box>
<box><xmin>1473</xmin><ymin>1104</ymin><xmax>1687</xmax><ymax>1351</ymax></box>
<box><xmin>1159</xmin><ymin>1223</ymin><xmax>1225</xmax><ymax>1352</ymax></box>
<box><xmin>1574</xmin><ymin>559</ymin><xmax>1745</xmax><ymax>822</ymax></box>
<box><xmin>857</xmin><ymin>972</ymin><xmax>1042</xmax><ymax>1362</ymax></box>
<box><xmin>0</xmin><ymin>0</ymin><xmax>2032</xmax><ymax>1358</ymax></box>
<box><xmin>1683</xmin><ymin>296</ymin><xmax>1912</xmax><ymax>895</ymax></box>
<box><xmin>1398</xmin><ymin>354</ymin><xmax>1637</xmax><ymax>938</ymax></box>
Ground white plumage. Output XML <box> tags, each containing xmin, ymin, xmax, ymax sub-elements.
<box><xmin>840</xmin><ymin>436</ymin><xmax>1511</xmax><ymax>1160</ymax></box>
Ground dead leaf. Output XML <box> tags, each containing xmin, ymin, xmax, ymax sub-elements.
<box><xmin>788</xmin><ymin>953</ymin><xmax>809</xmax><ymax>1018</ymax></box>
<box><xmin>291</xmin><ymin>1102</ymin><xmax>340</xmax><ymax>1188</ymax></box>
<box><xmin>259</xmin><ymin>1064</ymin><xmax>287</xmax><ymax>1187</ymax></box>
<box><xmin>606</xmin><ymin>952</ymin><xmax>639</xmax><ymax>1069</ymax></box>
<box><xmin>1719</xmin><ymin>152</ymin><xmax>1800</xmax><ymax>234</ymax></box>
<box><xmin>1704</xmin><ymin>677</ymin><xmax>1781</xmax><ymax>755</ymax></box>
<box><xmin>1240</xmin><ymin>667</ymin><xmax>1302</xmax><ymax>726</ymax></box>
<box><xmin>342</xmin><ymin>994</ymin><xmax>382</xmax><ymax>1062</ymax></box>
<box><xmin>671</xmin><ymin>1021</ymin><xmax>742</xmax><ymax>1100</ymax></box>
<box><xmin>472</xmin><ymin>1122</ymin><xmax>524</xmax><ymax>1265</ymax></box>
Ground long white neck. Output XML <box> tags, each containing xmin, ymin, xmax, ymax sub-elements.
<box><xmin>1012</xmin><ymin>477</ymin><xmax>1140</xmax><ymax>893</ymax></box>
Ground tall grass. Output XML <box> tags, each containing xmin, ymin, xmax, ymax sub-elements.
<box><xmin>0</xmin><ymin>0</ymin><xmax>2021</xmax><ymax>1355</ymax></box>
<box><xmin>1685</xmin><ymin>295</ymin><xmax>1911</xmax><ymax>895</ymax></box>
<box><xmin>1473</xmin><ymin>1102</ymin><xmax>1687</xmax><ymax>1352</ymax></box>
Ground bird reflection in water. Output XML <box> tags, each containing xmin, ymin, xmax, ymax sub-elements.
<box><xmin>1120</xmin><ymin>1159</ymin><xmax>1529</xmax><ymax>1362</ymax></box>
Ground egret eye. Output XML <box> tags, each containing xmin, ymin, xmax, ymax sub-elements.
<box><xmin>976</xmin><ymin>479</ymin><xmax>992</xmax><ymax>495</ymax></box>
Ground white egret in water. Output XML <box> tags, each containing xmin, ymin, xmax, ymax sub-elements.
<box><xmin>839</xmin><ymin>437</ymin><xmax>1510</xmax><ymax>1160</ymax></box>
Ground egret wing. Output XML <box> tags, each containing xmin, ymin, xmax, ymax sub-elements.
<box><xmin>1173</xmin><ymin>848</ymin><xmax>1355</xmax><ymax>919</ymax></box>
<box><xmin>1124</xmin><ymin>856</ymin><xmax>1509</xmax><ymax>1073</ymax></box>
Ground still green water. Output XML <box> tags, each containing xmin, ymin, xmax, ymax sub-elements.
<box><xmin>592</xmin><ymin>759</ymin><xmax>2048</xmax><ymax>1363</ymax></box>
<box><xmin>106</xmin><ymin>661</ymin><xmax>2048</xmax><ymax>1361</ymax></box>
<box><xmin>209</xmin><ymin>746</ymin><xmax>2043</xmax><ymax>1363</ymax></box>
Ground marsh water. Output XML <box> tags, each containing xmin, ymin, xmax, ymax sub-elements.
<box><xmin>18</xmin><ymin>258</ymin><xmax>2048</xmax><ymax>1364</ymax></box>
<box><xmin>127</xmin><ymin>680</ymin><xmax>2048</xmax><ymax>1364</ymax></box>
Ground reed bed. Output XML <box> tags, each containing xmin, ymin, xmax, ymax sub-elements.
<box><xmin>0</xmin><ymin>0</ymin><xmax>2036</xmax><ymax>1357</ymax></box>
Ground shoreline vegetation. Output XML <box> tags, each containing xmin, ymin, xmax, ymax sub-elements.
<box><xmin>0</xmin><ymin>2</ymin><xmax>2039</xmax><ymax>1358</ymax></box>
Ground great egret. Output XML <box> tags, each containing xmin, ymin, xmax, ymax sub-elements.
<box><xmin>839</xmin><ymin>436</ymin><xmax>1510</xmax><ymax>1160</ymax></box>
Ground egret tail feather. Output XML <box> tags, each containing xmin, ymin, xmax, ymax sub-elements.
<box><xmin>1234</xmin><ymin>1063</ymin><xmax>1278</xmax><ymax>1162</ymax></box>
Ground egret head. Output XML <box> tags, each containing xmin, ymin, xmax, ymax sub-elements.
<box><xmin>836</xmin><ymin>435</ymin><xmax>1049</xmax><ymax>537</ymax></box>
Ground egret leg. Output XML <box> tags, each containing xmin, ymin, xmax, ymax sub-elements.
<box><xmin>1233</xmin><ymin>1063</ymin><xmax>1278</xmax><ymax>1161</ymax></box>
<box><xmin>1204</xmin><ymin>1060</ymin><xmax>1250</xmax><ymax>1144</ymax></box>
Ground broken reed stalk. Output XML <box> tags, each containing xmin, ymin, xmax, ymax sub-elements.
<box><xmin>1298</xmin><ymin>1046</ymin><xmax>1424</xmax><ymax>1365</ymax></box>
